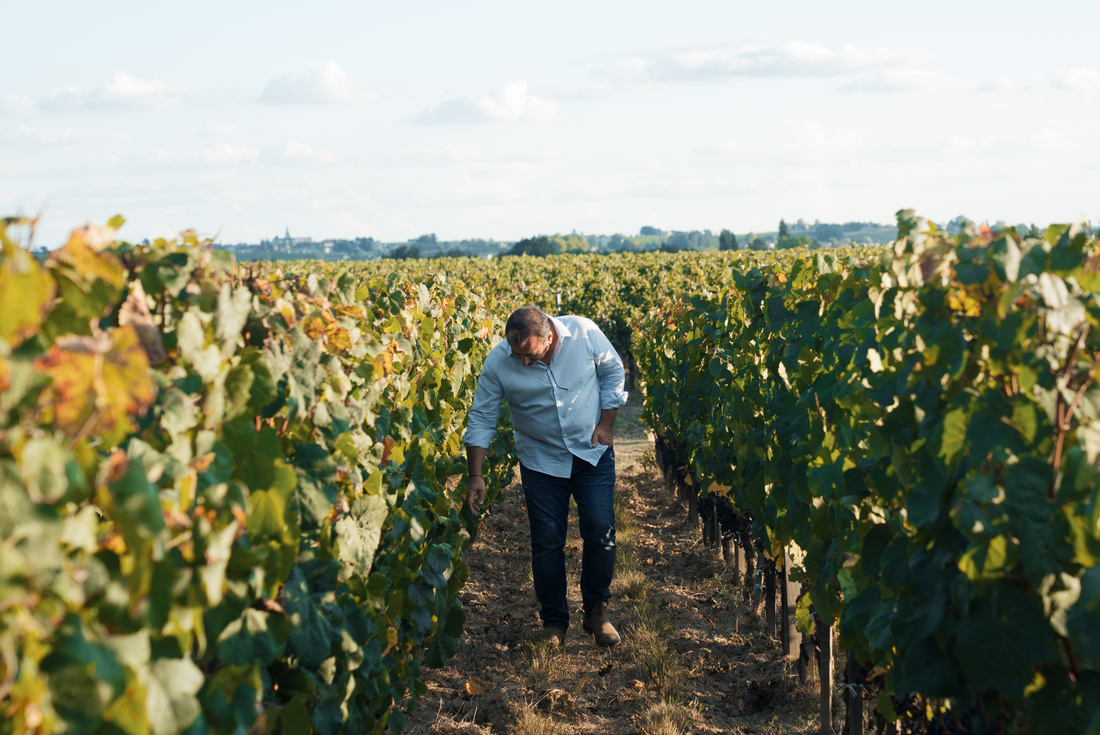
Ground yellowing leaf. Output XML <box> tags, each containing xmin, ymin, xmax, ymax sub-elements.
<box><xmin>0</xmin><ymin>235</ymin><xmax>56</xmax><ymax>347</ymax></box>
<box><xmin>382</xmin><ymin>626</ymin><xmax>398</xmax><ymax>657</ymax></box>
<box><xmin>372</xmin><ymin>350</ymin><xmax>394</xmax><ymax>379</ymax></box>
<box><xmin>325</xmin><ymin>323</ymin><xmax>353</xmax><ymax>353</ymax></box>
<box><xmin>50</xmin><ymin>225</ymin><xmax>125</xmax><ymax>289</ymax></box>
<box><xmin>334</xmin><ymin>304</ymin><xmax>364</xmax><ymax>319</ymax></box>
<box><xmin>276</xmin><ymin>301</ymin><xmax>297</xmax><ymax>329</ymax></box>
<box><xmin>305</xmin><ymin>317</ymin><xmax>326</xmax><ymax>340</ymax></box>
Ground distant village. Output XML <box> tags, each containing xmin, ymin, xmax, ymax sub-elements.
<box><xmin>216</xmin><ymin>228</ymin><xmax>510</xmax><ymax>262</ymax></box>
<box><xmin>215</xmin><ymin>219</ymin><xmax>904</xmax><ymax>263</ymax></box>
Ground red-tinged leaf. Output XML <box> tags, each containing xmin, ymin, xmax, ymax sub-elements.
<box><xmin>381</xmin><ymin>436</ymin><xmax>396</xmax><ymax>465</ymax></box>
<box><xmin>34</xmin><ymin>325</ymin><xmax>157</xmax><ymax>440</ymax></box>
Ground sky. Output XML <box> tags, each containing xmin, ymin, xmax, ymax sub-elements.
<box><xmin>2</xmin><ymin>0</ymin><xmax>1099</xmax><ymax>246</ymax></box>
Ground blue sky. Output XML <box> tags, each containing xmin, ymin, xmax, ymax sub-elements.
<box><xmin>3</xmin><ymin>0</ymin><xmax>1098</xmax><ymax>245</ymax></box>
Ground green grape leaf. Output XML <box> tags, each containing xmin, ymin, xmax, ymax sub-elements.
<box><xmin>334</xmin><ymin>494</ymin><xmax>388</xmax><ymax>578</ymax></box>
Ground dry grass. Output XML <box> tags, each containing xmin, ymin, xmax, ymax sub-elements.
<box><xmin>620</xmin><ymin>601</ymin><xmax>686</xmax><ymax>699</ymax></box>
<box><xmin>612</xmin><ymin>568</ymin><xmax>652</xmax><ymax>600</ymax></box>
<box><xmin>615</xmin><ymin>492</ymin><xmax>642</xmax><ymax>551</ymax></box>
<box><xmin>639</xmin><ymin>701</ymin><xmax>698</xmax><ymax>735</ymax></box>
<box><xmin>521</xmin><ymin>638</ymin><xmax>568</xmax><ymax>688</ymax></box>
<box><xmin>512</xmin><ymin>704</ymin><xmax>564</xmax><ymax>735</ymax></box>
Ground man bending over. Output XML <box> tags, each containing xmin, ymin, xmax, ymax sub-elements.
<box><xmin>463</xmin><ymin>305</ymin><xmax>628</xmax><ymax>647</ymax></box>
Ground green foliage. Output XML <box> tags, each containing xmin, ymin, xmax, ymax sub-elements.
<box><xmin>776</xmin><ymin>235</ymin><xmax>816</xmax><ymax>249</ymax></box>
<box><xmin>0</xmin><ymin>220</ymin><xmax>517</xmax><ymax>734</ymax></box>
<box><xmin>815</xmin><ymin>222</ymin><xmax>845</xmax><ymax>240</ymax></box>
<box><xmin>632</xmin><ymin>212</ymin><xmax>1100</xmax><ymax>732</ymax></box>
<box><xmin>385</xmin><ymin>244</ymin><xmax>421</xmax><ymax>260</ymax></box>
<box><xmin>508</xmin><ymin>236</ymin><xmax>562</xmax><ymax>258</ymax></box>
<box><xmin>719</xmin><ymin>230</ymin><xmax>738</xmax><ymax>251</ymax></box>
<box><xmin>13</xmin><ymin>209</ymin><xmax>1099</xmax><ymax>732</ymax></box>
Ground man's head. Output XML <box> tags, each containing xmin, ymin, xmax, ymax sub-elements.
<box><xmin>506</xmin><ymin>305</ymin><xmax>553</xmax><ymax>366</ymax></box>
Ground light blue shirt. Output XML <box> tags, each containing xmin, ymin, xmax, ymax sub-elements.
<box><xmin>463</xmin><ymin>315</ymin><xmax>629</xmax><ymax>478</ymax></box>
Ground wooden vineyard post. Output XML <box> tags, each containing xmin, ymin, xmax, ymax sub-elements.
<box><xmin>688</xmin><ymin>478</ymin><xmax>698</xmax><ymax>525</ymax></box>
<box><xmin>715</xmin><ymin>505</ymin><xmax>727</xmax><ymax>560</ymax></box>
<box><xmin>820</xmin><ymin>622</ymin><xmax>834</xmax><ymax>735</ymax></box>
<box><xmin>782</xmin><ymin>547</ymin><xmax>801</xmax><ymax>660</ymax></box>
<box><xmin>846</xmin><ymin>651</ymin><xmax>863</xmax><ymax>735</ymax></box>
<box><xmin>798</xmin><ymin>589</ymin><xmax>813</xmax><ymax>685</ymax></box>
<box><xmin>764</xmin><ymin>558</ymin><xmax>776</xmax><ymax>638</ymax></box>
<box><xmin>744</xmin><ymin>546</ymin><xmax>757</xmax><ymax>606</ymax></box>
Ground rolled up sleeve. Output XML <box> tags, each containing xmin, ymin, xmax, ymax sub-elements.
<box><xmin>592</xmin><ymin>330</ymin><xmax>628</xmax><ymax>410</ymax></box>
<box><xmin>463</xmin><ymin>363</ymin><xmax>504</xmax><ymax>449</ymax></box>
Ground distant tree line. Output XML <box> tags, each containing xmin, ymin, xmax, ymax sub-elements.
<box><xmin>385</xmin><ymin>245</ymin><xmax>420</xmax><ymax>260</ymax></box>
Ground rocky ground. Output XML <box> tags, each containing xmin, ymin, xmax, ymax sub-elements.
<box><xmin>402</xmin><ymin>402</ymin><xmax>822</xmax><ymax>735</ymax></box>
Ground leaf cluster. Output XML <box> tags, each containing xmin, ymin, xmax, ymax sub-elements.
<box><xmin>0</xmin><ymin>220</ymin><xmax>518</xmax><ymax>735</ymax></box>
<box><xmin>632</xmin><ymin>214</ymin><xmax>1100</xmax><ymax>733</ymax></box>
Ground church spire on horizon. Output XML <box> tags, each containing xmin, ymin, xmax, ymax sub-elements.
<box><xmin>285</xmin><ymin>226</ymin><xmax>290</xmax><ymax>239</ymax></box>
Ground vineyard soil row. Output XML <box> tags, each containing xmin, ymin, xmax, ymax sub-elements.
<box><xmin>403</xmin><ymin>402</ymin><xmax>821</xmax><ymax>735</ymax></box>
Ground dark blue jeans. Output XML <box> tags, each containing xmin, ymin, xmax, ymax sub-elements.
<box><xmin>520</xmin><ymin>448</ymin><xmax>616</xmax><ymax>631</ymax></box>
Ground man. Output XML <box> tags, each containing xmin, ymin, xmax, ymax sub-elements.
<box><xmin>464</xmin><ymin>305</ymin><xmax>628</xmax><ymax>648</ymax></box>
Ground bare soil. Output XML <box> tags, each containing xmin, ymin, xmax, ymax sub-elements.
<box><xmin>404</xmin><ymin>402</ymin><xmax>821</xmax><ymax>735</ymax></box>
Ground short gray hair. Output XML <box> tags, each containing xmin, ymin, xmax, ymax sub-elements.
<box><xmin>505</xmin><ymin>305</ymin><xmax>551</xmax><ymax>346</ymax></box>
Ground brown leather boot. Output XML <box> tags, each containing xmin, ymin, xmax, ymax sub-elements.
<box><xmin>528</xmin><ymin>626</ymin><xmax>566</xmax><ymax>647</ymax></box>
<box><xmin>582</xmin><ymin>601</ymin><xmax>621</xmax><ymax>648</ymax></box>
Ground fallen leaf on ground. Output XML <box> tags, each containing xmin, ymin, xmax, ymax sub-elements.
<box><xmin>466</xmin><ymin>676</ymin><xmax>494</xmax><ymax>694</ymax></box>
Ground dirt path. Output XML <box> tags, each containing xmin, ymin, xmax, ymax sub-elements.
<box><xmin>404</xmin><ymin>403</ymin><xmax>819</xmax><ymax>735</ymax></box>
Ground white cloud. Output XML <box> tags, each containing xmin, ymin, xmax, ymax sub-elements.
<box><xmin>1031</xmin><ymin>127</ymin><xmax>1074</xmax><ymax>154</ymax></box>
<box><xmin>2</xmin><ymin>94</ymin><xmax>35</xmax><ymax>115</ymax></box>
<box><xmin>200</xmin><ymin>121</ymin><xmax>242</xmax><ymax>136</ymax></box>
<box><xmin>838</xmin><ymin>69</ymin><xmax>968</xmax><ymax>93</ymax></box>
<box><xmin>413</xmin><ymin>82</ymin><xmax>558</xmax><ymax>124</ymax></box>
<box><xmin>260</xmin><ymin>62</ymin><xmax>375</xmax><ymax>105</ymax></box>
<box><xmin>1053</xmin><ymin>68</ymin><xmax>1100</xmax><ymax>91</ymax></box>
<box><xmin>32</xmin><ymin>72</ymin><xmax>187</xmax><ymax>112</ymax></box>
<box><xmin>263</xmin><ymin>141</ymin><xmax>336</xmax><ymax>165</ymax></box>
<box><xmin>977</xmin><ymin>77</ymin><xmax>1019</xmax><ymax>93</ymax></box>
<box><xmin>199</xmin><ymin>143</ymin><xmax>259</xmax><ymax>165</ymax></box>
<box><xmin>612</xmin><ymin>41</ymin><xmax>919</xmax><ymax>86</ymax></box>
<box><xmin>704</xmin><ymin>119</ymin><xmax>867</xmax><ymax>167</ymax></box>
<box><xmin>3</xmin><ymin>125</ymin><xmax>79</xmax><ymax>145</ymax></box>
<box><xmin>367</xmin><ymin>145</ymin><xmax>559</xmax><ymax>166</ymax></box>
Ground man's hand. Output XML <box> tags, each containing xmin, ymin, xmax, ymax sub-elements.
<box><xmin>465</xmin><ymin>475</ymin><xmax>487</xmax><ymax>515</ymax></box>
<box><xmin>591</xmin><ymin>423</ymin><xmax>614</xmax><ymax>447</ymax></box>
<box><xmin>465</xmin><ymin>445</ymin><xmax>488</xmax><ymax>515</ymax></box>
<box><xmin>591</xmin><ymin>408</ymin><xmax>618</xmax><ymax>447</ymax></box>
